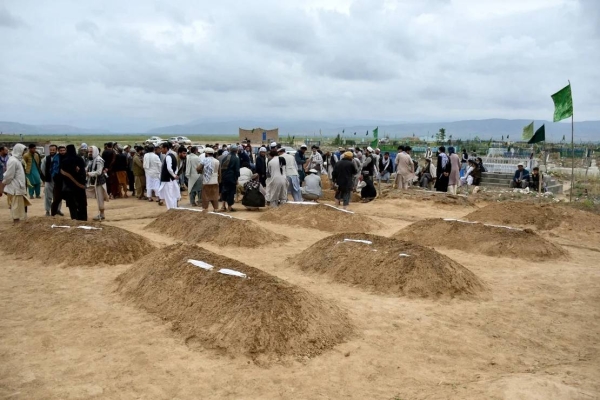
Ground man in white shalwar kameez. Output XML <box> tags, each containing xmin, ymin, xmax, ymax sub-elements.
<box><xmin>143</xmin><ymin>145</ymin><xmax>162</xmax><ymax>202</ymax></box>
<box><xmin>157</xmin><ymin>143</ymin><xmax>181</xmax><ymax>210</ymax></box>
<box><xmin>267</xmin><ymin>151</ymin><xmax>288</xmax><ymax>207</ymax></box>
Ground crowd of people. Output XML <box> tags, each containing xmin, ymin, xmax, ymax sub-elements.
<box><xmin>0</xmin><ymin>140</ymin><xmax>497</xmax><ymax>224</ymax></box>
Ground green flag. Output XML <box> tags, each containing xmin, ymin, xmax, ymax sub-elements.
<box><xmin>551</xmin><ymin>84</ymin><xmax>573</xmax><ymax>122</ymax></box>
<box><xmin>522</xmin><ymin>121</ymin><xmax>534</xmax><ymax>140</ymax></box>
<box><xmin>370</xmin><ymin>127</ymin><xmax>378</xmax><ymax>147</ymax></box>
<box><xmin>528</xmin><ymin>124</ymin><xmax>545</xmax><ymax>144</ymax></box>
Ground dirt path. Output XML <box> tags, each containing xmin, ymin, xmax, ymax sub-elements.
<box><xmin>0</xmin><ymin>195</ymin><xmax>598</xmax><ymax>399</ymax></box>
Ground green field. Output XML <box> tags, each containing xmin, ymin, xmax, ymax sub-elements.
<box><xmin>0</xmin><ymin>134</ymin><xmax>237</xmax><ymax>148</ymax></box>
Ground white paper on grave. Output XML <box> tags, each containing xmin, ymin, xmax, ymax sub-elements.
<box><xmin>187</xmin><ymin>259</ymin><xmax>215</xmax><ymax>270</ymax></box>
<box><xmin>324</xmin><ymin>204</ymin><xmax>355</xmax><ymax>213</ymax></box>
<box><xmin>343</xmin><ymin>239</ymin><xmax>373</xmax><ymax>245</ymax></box>
<box><xmin>217</xmin><ymin>269</ymin><xmax>248</xmax><ymax>279</ymax></box>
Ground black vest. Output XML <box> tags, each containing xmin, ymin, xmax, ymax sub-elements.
<box><xmin>160</xmin><ymin>153</ymin><xmax>177</xmax><ymax>182</ymax></box>
<box><xmin>43</xmin><ymin>155</ymin><xmax>53</xmax><ymax>182</ymax></box>
<box><xmin>361</xmin><ymin>156</ymin><xmax>375</xmax><ymax>177</ymax></box>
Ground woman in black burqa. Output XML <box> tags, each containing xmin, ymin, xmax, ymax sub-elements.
<box><xmin>434</xmin><ymin>145</ymin><xmax>451</xmax><ymax>192</ymax></box>
<box><xmin>61</xmin><ymin>144</ymin><xmax>88</xmax><ymax>221</ymax></box>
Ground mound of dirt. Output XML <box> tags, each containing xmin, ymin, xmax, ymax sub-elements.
<box><xmin>259</xmin><ymin>203</ymin><xmax>374</xmax><ymax>233</ymax></box>
<box><xmin>380</xmin><ymin>188</ymin><xmax>476</xmax><ymax>207</ymax></box>
<box><xmin>320</xmin><ymin>190</ymin><xmax>362</xmax><ymax>203</ymax></box>
<box><xmin>3</xmin><ymin>217</ymin><xmax>155</xmax><ymax>266</ymax></box>
<box><xmin>147</xmin><ymin>209</ymin><xmax>287</xmax><ymax>247</ymax></box>
<box><xmin>393</xmin><ymin>219</ymin><xmax>567</xmax><ymax>261</ymax></box>
<box><xmin>287</xmin><ymin>233</ymin><xmax>487</xmax><ymax>299</ymax></box>
<box><xmin>116</xmin><ymin>244</ymin><xmax>352</xmax><ymax>361</ymax></box>
<box><xmin>465</xmin><ymin>202</ymin><xmax>600</xmax><ymax>232</ymax></box>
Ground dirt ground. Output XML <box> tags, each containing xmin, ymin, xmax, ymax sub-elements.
<box><xmin>0</xmin><ymin>192</ymin><xmax>599</xmax><ymax>399</ymax></box>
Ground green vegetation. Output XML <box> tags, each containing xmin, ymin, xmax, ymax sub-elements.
<box><xmin>436</xmin><ymin>127</ymin><xmax>446</xmax><ymax>143</ymax></box>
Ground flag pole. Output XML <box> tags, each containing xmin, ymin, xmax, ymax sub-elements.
<box><xmin>569</xmin><ymin>80</ymin><xmax>574</xmax><ymax>202</ymax></box>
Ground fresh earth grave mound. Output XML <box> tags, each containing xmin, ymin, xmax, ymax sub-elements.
<box><xmin>147</xmin><ymin>209</ymin><xmax>287</xmax><ymax>247</ymax></box>
<box><xmin>3</xmin><ymin>217</ymin><xmax>155</xmax><ymax>266</ymax></box>
<box><xmin>259</xmin><ymin>203</ymin><xmax>374</xmax><ymax>233</ymax></box>
<box><xmin>393</xmin><ymin>219</ymin><xmax>567</xmax><ymax>261</ymax></box>
<box><xmin>287</xmin><ymin>233</ymin><xmax>487</xmax><ymax>299</ymax></box>
<box><xmin>320</xmin><ymin>190</ymin><xmax>362</xmax><ymax>203</ymax></box>
<box><xmin>116</xmin><ymin>244</ymin><xmax>352</xmax><ymax>361</ymax></box>
<box><xmin>380</xmin><ymin>188</ymin><xmax>476</xmax><ymax>207</ymax></box>
<box><xmin>465</xmin><ymin>202</ymin><xmax>600</xmax><ymax>232</ymax></box>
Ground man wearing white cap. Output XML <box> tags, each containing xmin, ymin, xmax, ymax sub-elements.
<box><xmin>255</xmin><ymin>147</ymin><xmax>268</xmax><ymax>187</ymax></box>
<box><xmin>267</xmin><ymin>149</ymin><xmax>288</xmax><ymax>207</ymax></box>
<box><xmin>143</xmin><ymin>145</ymin><xmax>162</xmax><ymax>203</ymax></box>
<box><xmin>278</xmin><ymin>147</ymin><xmax>302</xmax><ymax>202</ymax></box>
<box><xmin>308</xmin><ymin>145</ymin><xmax>324</xmax><ymax>174</ymax></box>
<box><xmin>510</xmin><ymin>163</ymin><xmax>530</xmax><ymax>189</ymax></box>
<box><xmin>301</xmin><ymin>168</ymin><xmax>322</xmax><ymax>201</ymax></box>
<box><xmin>157</xmin><ymin>142</ymin><xmax>180</xmax><ymax>210</ymax></box>
<box><xmin>79</xmin><ymin>143</ymin><xmax>89</xmax><ymax>163</ymax></box>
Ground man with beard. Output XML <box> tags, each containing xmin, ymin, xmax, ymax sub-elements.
<box><xmin>255</xmin><ymin>147</ymin><xmax>268</xmax><ymax>187</ymax></box>
<box><xmin>157</xmin><ymin>142</ymin><xmax>180</xmax><ymax>210</ymax></box>
<box><xmin>378</xmin><ymin>152</ymin><xmax>393</xmax><ymax>183</ymax></box>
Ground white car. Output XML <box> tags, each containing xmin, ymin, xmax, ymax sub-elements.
<box><xmin>281</xmin><ymin>146</ymin><xmax>297</xmax><ymax>156</ymax></box>
<box><xmin>145</xmin><ymin>136</ymin><xmax>164</xmax><ymax>146</ymax></box>
<box><xmin>176</xmin><ymin>136</ymin><xmax>192</xmax><ymax>145</ymax></box>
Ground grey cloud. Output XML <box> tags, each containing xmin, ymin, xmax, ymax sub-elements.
<box><xmin>75</xmin><ymin>20</ymin><xmax>100</xmax><ymax>38</ymax></box>
<box><xmin>0</xmin><ymin>5</ymin><xmax>23</xmax><ymax>28</ymax></box>
<box><xmin>0</xmin><ymin>0</ymin><xmax>598</xmax><ymax>131</ymax></box>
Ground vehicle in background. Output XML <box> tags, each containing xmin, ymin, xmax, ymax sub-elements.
<box><xmin>281</xmin><ymin>146</ymin><xmax>297</xmax><ymax>156</ymax></box>
<box><xmin>189</xmin><ymin>144</ymin><xmax>205</xmax><ymax>152</ymax></box>
<box><xmin>145</xmin><ymin>136</ymin><xmax>164</xmax><ymax>146</ymax></box>
<box><xmin>176</xmin><ymin>136</ymin><xmax>192</xmax><ymax>145</ymax></box>
<box><xmin>168</xmin><ymin>137</ymin><xmax>179</xmax><ymax>145</ymax></box>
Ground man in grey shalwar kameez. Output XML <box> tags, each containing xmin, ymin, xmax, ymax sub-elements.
<box><xmin>185</xmin><ymin>146</ymin><xmax>203</xmax><ymax>206</ymax></box>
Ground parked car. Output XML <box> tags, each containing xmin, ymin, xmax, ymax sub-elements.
<box><xmin>168</xmin><ymin>137</ymin><xmax>179</xmax><ymax>144</ymax></box>
<box><xmin>176</xmin><ymin>136</ymin><xmax>192</xmax><ymax>145</ymax></box>
<box><xmin>145</xmin><ymin>136</ymin><xmax>164</xmax><ymax>146</ymax></box>
<box><xmin>281</xmin><ymin>146</ymin><xmax>297</xmax><ymax>156</ymax></box>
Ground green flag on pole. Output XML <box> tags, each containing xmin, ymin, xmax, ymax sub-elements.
<box><xmin>528</xmin><ymin>124</ymin><xmax>545</xmax><ymax>144</ymax></box>
<box><xmin>551</xmin><ymin>84</ymin><xmax>573</xmax><ymax>122</ymax></box>
<box><xmin>522</xmin><ymin>121</ymin><xmax>534</xmax><ymax>140</ymax></box>
<box><xmin>370</xmin><ymin>127</ymin><xmax>378</xmax><ymax>148</ymax></box>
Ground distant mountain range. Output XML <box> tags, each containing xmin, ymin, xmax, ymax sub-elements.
<box><xmin>0</xmin><ymin>121</ymin><xmax>109</xmax><ymax>135</ymax></box>
<box><xmin>148</xmin><ymin>118</ymin><xmax>600</xmax><ymax>141</ymax></box>
<box><xmin>2</xmin><ymin>119</ymin><xmax>599</xmax><ymax>141</ymax></box>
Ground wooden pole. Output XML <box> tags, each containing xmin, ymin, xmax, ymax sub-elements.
<box><xmin>569</xmin><ymin>80</ymin><xmax>574</xmax><ymax>202</ymax></box>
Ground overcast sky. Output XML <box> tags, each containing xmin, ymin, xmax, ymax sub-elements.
<box><xmin>1</xmin><ymin>0</ymin><xmax>598</xmax><ymax>132</ymax></box>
